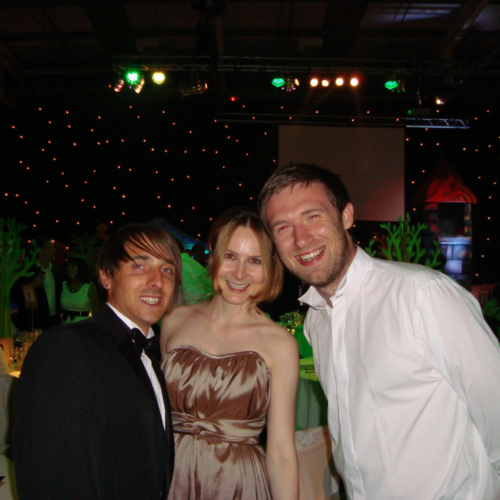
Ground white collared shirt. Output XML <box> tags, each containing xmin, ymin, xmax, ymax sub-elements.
<box><xmin>301</xmin><ymin>247</ymin><xmax>500</xmax><ymax>499</ymax></box>
<box><xmin>40</xmin><ymin>262</ymin><xmax>56</xmax><ymax>316</ymax></box>
<box><xmin>107</xmin><ymin>303</ymin><xmax>166</xmax><ymax>429</ymax></box>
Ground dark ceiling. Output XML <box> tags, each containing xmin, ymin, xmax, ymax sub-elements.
<box><xmin>1</xmin><ymin>0</ymin><xmax>500</xmax><ymax>111</ymax></box>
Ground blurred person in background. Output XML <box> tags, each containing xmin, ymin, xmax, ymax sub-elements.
<box><xmin>191</xmin><ymin>243</ymin><xmax>208</xmax><ymax>267</ymax></box>
<box><xmin>10</xmin><ymin>235</ymin><xmax>62</xmax><ymax>331</ymax></box>
<box><xmin>60</xmin><ymin>257</ymin><xmax>98</xmax><ymax>324</ymax></box>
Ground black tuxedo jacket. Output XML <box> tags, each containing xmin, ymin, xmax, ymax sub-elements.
<box><xmin>10</xmin><ymin>264</ymin><xmax>63</xmax><ymax>330</ymax></box>
<box><xmin>13</xmin><ymin>305</ymin><xmax>175</xmax><ymax>500</ymax></box>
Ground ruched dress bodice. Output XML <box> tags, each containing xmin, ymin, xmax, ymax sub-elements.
<box><xmin>163</xmin><ymin>345</ymin><xmax>271</xmax><ymax>500</ymax></box>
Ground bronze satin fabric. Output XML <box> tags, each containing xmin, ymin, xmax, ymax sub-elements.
<box><xmin>163</xmin><ymin>345</ymin><xmax>272</xmax><ymax>500</ymax></box>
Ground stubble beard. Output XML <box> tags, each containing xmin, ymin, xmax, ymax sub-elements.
<box><xmin>285</xmin><ymin>230</ymin><xmax>351</xmax><ymax>288</ymax></box>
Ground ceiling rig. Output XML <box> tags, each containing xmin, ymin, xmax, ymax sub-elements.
<box><xmin>112</xmin><ymin>55</ymin><xmax>500</xmax><ymax>78</ymax></box>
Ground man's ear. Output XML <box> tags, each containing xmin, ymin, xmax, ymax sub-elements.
<box><xmin>99</xmin><ymin>269</ymin><xmax>110</xmax><ymax>290</ymax></box>
<box><xmin>342</xmin><ymin>203</ymin><xmax>355</xmax><ymax>230</ymax></box>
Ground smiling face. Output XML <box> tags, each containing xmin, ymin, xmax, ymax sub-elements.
<box><xmin>99</xmin><ymin>240</ymin><xmax>176</xmax><ymax>334</ymax></box>
<box><xmin>265</xmin><ymin>181</ymin><xmax>356</xmax><ymax>298</ymax></box>
<box><xmin>215</xmin><ymin>226</ymin><xmax>265</xmax><ymax>306</ymax></box>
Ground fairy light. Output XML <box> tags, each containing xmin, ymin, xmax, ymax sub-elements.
<box><xmin>2</xmin><ymin>103</ymin><xmax>498</xmax><ymax>279</ymax></box>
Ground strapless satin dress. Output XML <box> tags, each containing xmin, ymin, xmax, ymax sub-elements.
<box><xmin>163</xmin><ymin>345</ymin><xmax>272</xmax><ymax>500</ymax></box>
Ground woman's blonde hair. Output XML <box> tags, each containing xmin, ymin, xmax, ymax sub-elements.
<box><xmin>208</xmin><ymin>207</ymin><xmax>283</xmax><ymax>304</ymax></box>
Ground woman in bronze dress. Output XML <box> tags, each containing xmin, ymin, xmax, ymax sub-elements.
<box><xmin>161</xmin><ymin>207</ymin><xmax>299</xmax><ymax>500</ymax></box>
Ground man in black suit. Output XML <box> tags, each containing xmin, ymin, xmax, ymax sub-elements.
<box><xmin>10</xmin><ymin>235</ymin><xmax>62</xmax><ymax>331</ymax></box>
<box><xmin>13</xmin><ymin>224</ymin><xmax>181</xmax><ymax>500</ymax></box>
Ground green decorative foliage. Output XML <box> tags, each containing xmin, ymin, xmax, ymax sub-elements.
<box><xmin>0</xmin><ymin>218</ymin><xmax>39</xmax><ymax>338</ymax></box>
<box><xmin>425</xmin><ymin>240</ymin><xmax>442</xmax><ymax>269</ymax></box>
<box><xmin>365</xmin><ymin>238</ymin><xmax>377</xmax><ymax>257</ymax></box>
<box><xmin>365</xmin><ymin>213</ymin><xmax>442</xmax><ymax>269</ymax></box>
<box><xmin>70</xmin><ymin>233</ymin><xmax>99</xmax><ymax>276</ymax></box>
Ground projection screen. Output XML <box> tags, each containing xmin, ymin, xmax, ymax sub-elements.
<box><xmin>279</xmin><ymin>125</ymin><xmax>405</xmax><ymax>221</ymax></box>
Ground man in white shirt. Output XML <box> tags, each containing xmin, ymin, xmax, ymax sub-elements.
<box><xmin>259</xmin><ymin>163</ymin><xmax>500</xmax><ymax>499</ymax></box>
<box><xmin>14</xmin><ymin>224</ymin><xmax>181</xmax><ymax>500</ymax></box>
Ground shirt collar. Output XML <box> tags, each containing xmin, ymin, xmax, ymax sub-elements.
<box><xmin>300</xmin><ymin>284</ymin><xmax>329</xmax><ymax>310</ymax></box>
<box><xmin>300</xmin><ymin>246</ymin><xmax>372</xmax><ymax>310</ymax></box>
<box><xmin>106</xmin><ymin>302</ymin><xmax>154</xmax><ymax>339</ymax></box>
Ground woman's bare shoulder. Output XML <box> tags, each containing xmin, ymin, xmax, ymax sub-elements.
<box><xmin>254</xmin><ymin>312</ymin><xmax>292</xmax><ymax>338</ymax></box>
<box><xmin>162</xmin><ymin>303</ymin><xmax>204</xmax><ymax>331</ymax></box>
<box><xmin>161</xmin><ymin>303</ymin><xmax>209</xmax><ymax>354</ymax></box>
<box><xmin>267</xmin><ymin>322</ymin><xmax>298</xmax><ymax>349</ymax></box>
<box><xmin>254</xmin><ymin>315</ymin><xmax>298</xmax><ymax>367</ymax></box>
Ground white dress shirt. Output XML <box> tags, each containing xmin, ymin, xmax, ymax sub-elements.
<box><xmin>301</xmin><ymin>247</ymin><xmax>500</xmax><ymax>500</ymax></box>
<box><xmin>40</xmin><ymin>262</ymin><xmax>56</xmax><ymax>317</ymax></box>
<box><xmin>107</xmin><ymin>304</ymin><xmax>166</xmax><ymax>429</ymax></box>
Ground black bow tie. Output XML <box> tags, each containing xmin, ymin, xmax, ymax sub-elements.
<box><xmin>130</xmin><ymin>328</ymin><xmax>154</xmax><ymax>357</ymax></box>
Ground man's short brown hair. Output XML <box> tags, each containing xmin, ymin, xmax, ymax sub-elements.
<box><xmin>208</xmin><ymin>207</ymin><xmax>283</xmax><ymax>304</ymax></box>
<box><xmin>258</xmin><ymin>163</ymin><xmax>351</xmax><ymax>233</ymax></box>
<box><xmin>97</xmin><ymin>224</ymin><xmax>182</xmax><ymax>314</ymax></box>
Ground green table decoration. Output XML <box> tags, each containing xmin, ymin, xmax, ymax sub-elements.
<box><xmin>299</xmin><ymin>356</ymin><xmax>318</xmax><ymax>382</ymax></box>
<box><xmin>293</xmin><ymin>325</ymin><xmax>313</xmax><ymax>359</ymax></box>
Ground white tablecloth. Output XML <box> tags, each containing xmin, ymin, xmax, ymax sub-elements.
<box><xmin>296</xmin><ymin>426</ymin><xmax>340</xmax><ymax>500</ymax></box>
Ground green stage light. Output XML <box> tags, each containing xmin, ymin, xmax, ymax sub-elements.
<box><xmin>272</xmin><ymin>77</ymin><xmax>285</xmax><ymax>88</ymax></box>
<box><xmin>125</xmin><ymin>70</ymin><xmax>141</xmax><ymax>85</ymax></box>
<box><xmin>385</xmin><ymin>77</ymin><xmax>404</xmax><ymax>92</ymax></box>
<box><xmin>385</xmin><ymin>79</ymin><xmax>399</xmax><ymax>91</ymax></box>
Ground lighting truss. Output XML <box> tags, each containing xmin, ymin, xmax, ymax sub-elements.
<box><xmin>180</xmin><ymin>81</ymin><xmax>207</xmax><ymax>97</ymax></box>
<box><xmin>214</xmin><ymin>113</ymin><xmax>470</xmax><ymax>129</ymax></box>
<box><xmin>112</xmin><ymin>55</ymin><xmax>500</xmax><ymax>78</ymax></box>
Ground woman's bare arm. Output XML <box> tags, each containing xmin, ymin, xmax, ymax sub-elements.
<box><xmin>265</xmin><ymin>327</ymin><xmax>300</xmax><ymax>500</ymax></box>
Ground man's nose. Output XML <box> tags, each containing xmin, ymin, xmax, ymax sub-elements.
<box><xmin>294</xmin><ymin>225</ymin><xmax>313</xmax><ymax>249</ymax></box>
<box><xmin>147</xmin><ymin>267</ymin><xmax>163</xmax><ymax>288</ymax></box>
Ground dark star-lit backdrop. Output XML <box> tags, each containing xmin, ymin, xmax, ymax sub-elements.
<box><xmin>1</xmin><ymin>96</ymin><xmax>499</xmax><ymax>285</ymax></box>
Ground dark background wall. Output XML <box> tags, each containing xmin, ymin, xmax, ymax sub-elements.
<box><xmin>1</xmin><ymin>95</ymin><xmax>499</xmax><ymax>288</ymax></box>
